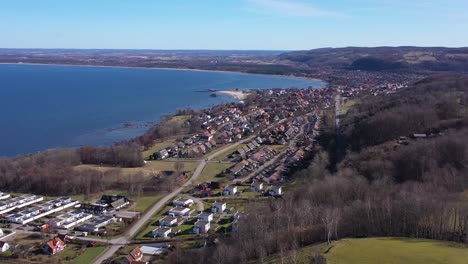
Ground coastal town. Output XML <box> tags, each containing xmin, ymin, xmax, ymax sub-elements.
<box><xmin>1</xmin><ymin>0</ymin><xmax>468</xmax><ymax>262</ymax></box>
<box><xmin>0</xmin><ymin>68</ymin><xmax>420</xmax><ymax>264</ymax></box>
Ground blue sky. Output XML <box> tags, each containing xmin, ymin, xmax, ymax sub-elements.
<box><xmin>1</xmin><ymin>0</ymin><xmax>467</xmax><ymax>50</ymax></box>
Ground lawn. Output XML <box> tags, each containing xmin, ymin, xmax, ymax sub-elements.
<box><xmin>197</xmin><ymin>162</ymin><xmax>234</xmax><ymax>184</ymax></box>
<box><xmin>70</xmin><ymin>246</ymin><xmax>106</xmax><ymax>264</ymax></box>
<box><xmin>341</xmin><ymin>99</ymin><xmax>359</xmax><ymax>114</ymax></box>
<box><xmin>269</xmin><ymin>144</ymin><xmax>288</xmax><ymax>153</ymax></box>
<box><xmin>142</xmin><ymin>140</ymin><xmax>176</xmax><ymax>160</ymax></box>
<box><xmin>132</xmin><ymin>192</ymin><xmax>165</xmax><ymax>212</ymax></box>
<box><xmin>327</xmin><ymin>238</ymin><xmax>468</xmax><ymax>264</ymax></box>
<box><xmin>266</xmin><ymin>238</ymin><xmax>468</xmax><ymax>264</ymax></box>
<box><xmin>213</xmin><ymin>143</ymin><xmax>246</xmax><ymax>161</ymax></box>
<box><xmin>144</xmin><ymin>160</ymin><xmax>198</xmax><ymax>174</ymax></box>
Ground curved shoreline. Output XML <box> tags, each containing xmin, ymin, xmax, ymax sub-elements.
<box><xmin>0</xmin><ymin>62</ymin><xmax>325</xmax><ymax>85</ymax></box>
<box><xmin>0</xmin><ymin>63</ymin><xmax>326</xmax><ymax>156</ymax></box>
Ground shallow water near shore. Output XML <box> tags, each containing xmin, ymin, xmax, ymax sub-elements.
<box><xmin>0</xmin><ymin>64</ymin><xmax>325</xmax><ymax>156</ymax></box>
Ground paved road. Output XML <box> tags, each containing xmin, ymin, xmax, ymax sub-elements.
<box><xmin>187</xmin><ymin>196</ymin><xmax>204</xmax><ymax>212</ymax></box>
<box><xmin>92</xmin><ymin>137</ymin><xmax>254</xmax><ymax>264</ymax></box>
<box><xmin>335</xmin><ymin>94</ymin><xmax>345</xmax><ymax>163</ymax></box>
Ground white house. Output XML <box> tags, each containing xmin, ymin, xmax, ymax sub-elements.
<box><xmin>0</xmin><ymin>241</ymin><xmax>10</xmax><ymax>253</ymax></box>
<box><xmin>168</xmin><ymin>206</ymin><xmax>191</xmax><ymax>217</ymax></box>
<box><xmin>250</xmin><ymin>182</ymin><xmax>264</xmax><ymax>192</ymax></box>
<box><xmin>269</xmin><ymin>186</ymin><xmax>283</xmax><ymax>196</ymax></box>
<box><xmin>140</xmin><ymin>245</ymin><xmax>166</xmax><ymax>256</ymax></box>
<box><xmin>159</xmin><ymin>216</ymin><xmax>177</xmax><ymax>227</ymax></box>
<box><xmin>223</xmin><ymin>185</ymin><xmax>238</xmax><ymax>196</ymax></box>
<box><xmin>197</xmin><ymin>212</ymin><xmax>213</xmax><ymax>223</ymax></box>
<box><xmin>211</xmin><ymin>201</ymin><xmax>227</xmax><ymax>213</ymax></box>
<box><xmin>151</xmin><ymin>227</ymin><xmax>172</xmax><ymax>238</ymax></box>
<box><xmin>172</xmin><ymin>198</ymin><xmax>194</xmax><ymax>207</ymax></box>
<box><xmin>193</xmin><ymin>221</ymin><xmax>210</xmax><ymax>234</ymax></box>
<box><xmin>0</xmin><ymin>192</ymin><xmax>10</xmax><ymax>200</ymax></box>
<box><xmin>0</xmin><ymin>228</ymin><xmax>4</xmax><ymax>237</ymax></box>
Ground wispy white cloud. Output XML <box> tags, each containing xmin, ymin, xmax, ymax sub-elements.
<box><xmin>245</xmin><ymin>0</ymin><xmax>345</xmax><ymax>17</ymax></box>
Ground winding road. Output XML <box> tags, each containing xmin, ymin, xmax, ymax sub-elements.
<box><xmin>92</xmin><ymin>136</ymin><xmax>254</xmax><ymax>263</ymax></box>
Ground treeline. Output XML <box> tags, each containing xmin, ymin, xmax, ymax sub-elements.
<box><xmin>166</xmin><ymin>74</ymin><xmax>468</xmax><ymax>264</ymax></box>
<box><xmin>350</xmin><ymin>57</ymin><xmax>405</xmax><ymax>71</ymax></box>
<box><xmin>130</xmin><ymin>113</ymin><xmax>196</xmax><ymax>149</ymax></box>
<box><xmin>78</xmin><ymin>142</ymin><xmax>144</xmax><ymax>168</ymax></box>
<box><xmin>0</xmin><ymin>149</ymin><xmax>115</xmax><ymax>195</ymax></box>
<box><xmin>0</xmin><ymin>147</ymin><xmax>179</xmax><ymax>196</ymax></box>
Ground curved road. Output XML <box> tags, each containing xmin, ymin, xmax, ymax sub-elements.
<box><xmin>93</xmin><ymin>137</ymin><xmax>254</xmax><ymax>263</ymax></box>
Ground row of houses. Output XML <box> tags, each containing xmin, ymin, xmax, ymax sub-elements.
<box><xmin>49</xmin><ymin>210</ymin><xmax>93</xmax><ymax>229</ymax></box>
<box><xmin>0</xmin><ymin>192</ymin><xmax>11</xmax><ymax>200</ymax></box>
<box><xmin>0</xmin><ymin>194</ymin><xmax>44</xmax><ymax>215</ymax></box>
<box><xmin>153</xmin><ymin>137</ymin><xmax>219</xmax><ymax>160</ymax></box>
<box><xmin>228</xmin><ymin>147</ymin><xmax>277</xmax><ymax>176</ymax></box>
<box><xmin>232</xmin><ymin>139</ymin><xmax>261</xmax><ymax>160</ymax></box>
<box><xmin>6</xmin><ymin>197</ymin><xmax>79</xmax><ymax>225</ymax></box>
<box><xmin>150</xmin><ymin>200</ymin><xmax>229</xmax><ymax>238</ymax></box>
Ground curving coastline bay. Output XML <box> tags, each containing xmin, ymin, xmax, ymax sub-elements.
<box><xmin>0</xmin><ymin>63</ymin><xmax>325</xmax><ymax>156</ymax></box>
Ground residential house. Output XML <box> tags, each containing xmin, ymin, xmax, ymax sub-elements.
<box><xmin>251</xmin><ymin>182</ymin><xmax>264</xmax><ymax>192</ymax></box>
<box><xmin>158</xmin><ymin>216</ymin><xmax>177</xmax><ymax>227</ymax></box>
<box><xmin>193</xmin><ymin>221</ymin><xmax>210</xmax><ymax>234</ymax></box>
<box><xmin>0</xmin><ymin>228</ymin><xmax>4</xmax><ymax>237</ymax></box>
<box><xmin>204</xmin><ymin>142</ymin><xmax>212</xmax><ymax>150</ymax></box>
<box><xmin>99</xmin><ymin>195</ymin><xmax>130</xmax><ymax>210</ymax></box>
<box><xmin>269</xmin><ymin>186</ymin><xmax>283</xmax><ymax>196</ymax></box>
<box><xmin>172</xmin><ymin>198</ymin><xmax>194</xmax><ymax>207</ymax></box>
<box><xmin>211</xmin><ymin>201</ymin><xmax>226</xmax><ymax>213</ymax></box>
<box><xmin>209</xmin><ymin>139</ymin><xmax>217</xmax><ymax>147</ymax></box>
<box><xmin>202</xmin><ymin>131</ymin><xmax>213</xmax><ymax>142</ymax></box>
<box><xmin>151</xmin><ymin>227</ymin><xmax>172</xmax><ymax>238</ymax></box>
<box><xmin>140</xmin><ymin>245</ymin><xmax>166</xmax><ymax>256</ymax></box>
<box><xmin>197</xmin><ymin>144</ymin><xmax>206</xmax><ymax>154</ymax></box>
<box><xmin>127</xmin><ymin>247</ymin><xmax>144</xmax><ymax>262</ymax></box>
<box><xmin>184</xmin><ymin>138</ymin><xmax>193</xmax><ymax>145</ymax></box>
<box><xmin>0</xmin><ymin>192</ymin><xmax>10</xmax><ymax>200</ymax></box>
<box><xmin>0</xmin><ymin>241</ymin><xmax>9</xmax><ymax>253</ymax></box>
<box><xmin>43</xmin><ymin>237</ymin><xmax>66</xmax><ymax>255</ymax></box>
<box><xmin>79</xmin><ymin>204</ymin><xmax>108</xmax><ymax>215</ymax></box>
<box><xmin>223</xmin><ymin>185</ymin><xmax>238</xmax><ymax>196</ymax></box>
<box><xmin>155</xmin><ymin>149</ymin><xmax>169</xmax><ymax>160</ymax></box>
<box><xmin>197</xmin><ymin>212</ymin><xmax>213</xmax><ymax>223</ymax></box>
<box><xmin>168</xmin><ymin>206</ymin><xmax>191</xmax><ymax>216</ymax></box>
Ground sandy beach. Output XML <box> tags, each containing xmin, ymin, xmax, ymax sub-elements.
<box><xmin>217</xmin><ymin>90</ymin><xmax>250</xmax><ymax>100</ymax></box>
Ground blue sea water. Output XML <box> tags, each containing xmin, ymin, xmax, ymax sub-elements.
<box><xmin>0</xmin><ymin>64</ymin><xmax>325</xmax><ymax>156</ymax></box>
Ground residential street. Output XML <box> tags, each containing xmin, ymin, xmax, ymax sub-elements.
<box><xmin>92</xmin><ymin>136</ymin><xmax>255</xmax><ymax>264</ymax></box>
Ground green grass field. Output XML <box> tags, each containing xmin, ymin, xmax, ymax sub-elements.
<box><xmin>70</xmin><ymin>247</ymin><xmax>106</xmax><ymax>264</ymax></box>
<box><xmin>131</xmin><ymin>192</ymin><xmax>164</xmax><ymax>212</ymax></box>
<box><xmin>213</xmin><ymin>143</ymin><xmax>246</xmax><ymax>161</ymax></box>
<box><xmin>327</xmin><ymin>238</ymin><xmax>468</xmax><ymax>264</ymax></box>
<box><xmin>144</xmin><ymin>160</ymin><xmax>198</xmax><ymax>173</ymax></box>
<box><xmin>341</xmin><ymin>99</ymin><xmax>359</xmax><ymax>114</ymax></box>
<box><xmin>196</xmin><ymin>162</ymin><xmax>234</xmax><ymax>184</ymax></box>
<box><xmin>267</xmin><ymin>238</ymin><xmax>468</xmax><ymax>264</ymax></box>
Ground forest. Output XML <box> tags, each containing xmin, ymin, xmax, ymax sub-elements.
<box><xmin>167</xmin><ymin>74</ymin><xmax>468</xmax><ymax>264</ymax></box>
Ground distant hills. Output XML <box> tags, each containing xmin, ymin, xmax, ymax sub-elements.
<box><xmin>278</xmin><ymin>46</ymin><xmax>468</xmax><ymax>71</ymax></box>
<box><xmin>2</xmin><ymin>46</ymin><xmax>467</xmax><ymax>74</ymax></box>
